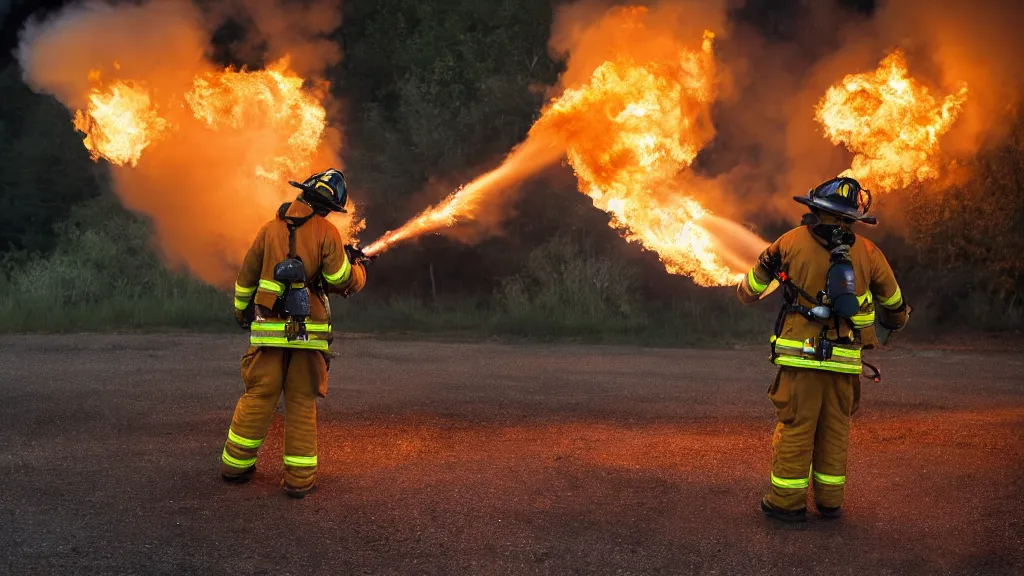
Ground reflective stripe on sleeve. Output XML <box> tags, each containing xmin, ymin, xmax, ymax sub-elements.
<box><xmin>323</xmin><ymin>257</ymin><xmax>352</xmax><ymax>285</ymax></box>
<box><xmin>283</xmin><ymin>454</ymin><xmax>318</xmax><ymax>467</ymax></box>
<box><xmin>258</xmin><ymin>278</ymin><xmax>285</xmax><ymax>296</ymax></box>
<box><xmin>222</xmin><ymin>448</ymin><xmax>257</xmax><ymax>469</ymax></box>
<box><xmin>227</xmin><ymin>429</ymin><xmax>263</xmax><ymax>449</ymax></box>
<box><xmin>813</xmin><ymin>471</ymin><xmax>846</xmax><ymax>486</ymax></box>
<box><xmin>747</xmin><ymin>268</ymin><xmax>768</xmax><ymax>294</ymax></box>
<box><xmin>234</xmin><ymin>298</ymin><xmax>249</xmax><ymax>311</ymax></box>
<box><xmin>771</xmin><ymin>473</ymin><xmax>809</xmax><ymax>490</ymax></box>
<box><xmin>851</xmin><ymin>310</ymin><xmax>875</xmax><ymax>329</ymax></box>
<box><xmin>880</xmin><ymin>286</ymin><xmax>903</xmax><ymax>309</ymax></box>
<box><xmin>234</xmin><ymin>283</ymin><xmax>256</xmax><ymax>298</ymax></box>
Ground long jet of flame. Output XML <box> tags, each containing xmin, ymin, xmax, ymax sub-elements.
<box><xmin>365</xmin><ymin>9</ymin><xmax>766</xmax><ymax>287</ymax></box>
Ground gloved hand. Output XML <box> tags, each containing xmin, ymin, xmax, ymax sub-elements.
<box><xmin>345</xmin><ymin>245</ymin><xmax>377</xmax><ymax>266</ymax></box>
<box><xmin>234</xmin><ymin>308</ymin><xmax>251</xmax><ymax>330</ymax></box>
<box><xmin>757</xmin><ymin>249</ymin><xmax>782</xmax><ymax>276</ymax></box>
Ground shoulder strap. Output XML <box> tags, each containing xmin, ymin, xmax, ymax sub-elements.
<box><xmin>276</xmin><ymin>202</ymin><xmax>315</xmax><ymax>259</ymax></box>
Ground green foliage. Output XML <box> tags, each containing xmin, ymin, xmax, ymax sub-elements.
<box><xmin>0</xmin><ymin>195</ymin><xmax>231</xmax><ymax>332</ymax></box>
<box><xmin>899</xmin><ymin>121</ymin><xmax>1024</xmax><ymax>329</ymax></box>
<box><xmin>0</xmin><ymin>63</ymin><xmax>103</xmax><ymax>254</ymax></box>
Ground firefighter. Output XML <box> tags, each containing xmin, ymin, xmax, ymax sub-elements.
<box><xmin>221</xmin><ymin>168</ymin><xmax>368</xmax><ymax>499</ymax></box>
<box><xmin>737</xmin><ymin>176</ymin><xmax>910</xmax><ymax>521</ymax></box>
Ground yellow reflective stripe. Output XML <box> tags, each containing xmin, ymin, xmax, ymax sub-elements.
<box><xmin>234</xmin><ymin>283</ymin><xmax>256</xmax><ymax>297</ymax></box>
<box><xmin>234</xmin><ymin>298</ymin><xmax>249</xmax><ymax>311</ymax></box>
<box><xmin>250</xmin><ymin>322</ymin><xmax>331</xmax><ymax>332</ymax></box>
<box><xmin>851</xmin><ymin>311</ymin><xmax>875</xmax><ymax>328</ymax></box>
<box><xmin>856</xmin><ymin>291</ymin><xmax>873</xmax><ymax>306</ymax></box>
<box><xmin>250</xmin><ymin>337</ymin><xmax>329</xmax><ymax>351</ymax></box>
<box><xmin>880</xmin><ymin>286</ymin><xmax>903</xmax><ymax>309</ymax></box>
<box><xmin>324</xmin><ymin>256</ymin><xmax>352</xmax><ymax>285</ymax></box>
<box><xmin>813</xmin><ymin>471</ymin><xmax>846</xmax><ymax>486</ymax></box>
<box><xmin>774</xmin><ymin>355</ymin><xmax>863</xmax><ymax>374</ymax></box>
<box><xmin>747</xmin><ymin>268</ymin><xmax>768</xmax><ymax>294</ymax></box>
<box><xmin>284</xmin><ymin>454</ymin><xmax>318</xmax><ymax>467</ymax></box>
<box><xmin>227</xmin><ymin>429</ymin><xmax>263</xmax><ymax>449</ymax></box>
<box><xmin>259</xmin><ymin>278</ymin><xmax>285</xmax><ymax>296</ymax></box>
<box><xmin>771</xmin><ymin>473</ymin><xmax>809</xmax><ymax>490</ymax></box>
<box><xmin>773</xmin><ymin>338</ymin><xmax>861</xmax><ymax>359</ymax></box>
<box><xmin>222</xmin><ymin>448</ymin><xmax>257</xmax><ymax>469</ymax></box>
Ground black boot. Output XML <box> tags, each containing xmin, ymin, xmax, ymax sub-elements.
<box><xmin>761</xmin><ymin>499</ymin><xmax>807</xmax><ymax>523</ymax></box>
<box><xmin>284</xmin><ymin>483</ymin><xmax>318</xmax><ymax>499</ymax></box>
<box><xmin>817</xmin><ymin>504</ymin><xmax>842</xmax><ymax>519</ymax></box>
<box><xmin>221</xmin><ymin>465</ymin><xmax>256</xmax><ymax>484</ymax></box>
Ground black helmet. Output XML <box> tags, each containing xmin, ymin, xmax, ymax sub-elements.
<box><xmin>793</xmin><ymin>177</ymin><xmax>876</xmax><ymax>225</ymax></box>
<box><xmin>289</xmin><ymin>168</ymin><xmax>348</xmax><ymax>213</ymax></box>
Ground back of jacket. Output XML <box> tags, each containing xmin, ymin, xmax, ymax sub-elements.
<box><xmin>738</xmin><ymin>225</ymin><xmax>906</xmax><ymax>349</ymax></box>
<box><xmin>233</xmin><ymin>200</ymin><xmax>366</xmax><ymax>327</ymax></box>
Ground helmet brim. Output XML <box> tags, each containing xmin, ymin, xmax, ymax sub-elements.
<box><xmin>793</xmin><ymin>195</ymin><xmax>877</xmax><ymax>225</ymax></box>
<box><xmin>290</xmin><ymin>180</ymin><xmax>348</xmax><ymax>213</ymax></box>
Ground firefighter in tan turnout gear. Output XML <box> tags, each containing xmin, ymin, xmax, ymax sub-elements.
<box><xmin>221</xmin><ymin>168</ymin><xmax>368</xmax><ymax>498</ymax></box>
<box><xmin>738</xmin><ymin>177</ymin><xmax>910</xmax><ymax>522</ymax></box>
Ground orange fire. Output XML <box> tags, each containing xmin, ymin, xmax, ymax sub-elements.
<box><xmin>73</xmin><ymin>79</ymin><xmax>168</xmax><ymax>166</ymax></box>
<box><xmin>185</xmin><ymin>58</ymin><xmax>327</xmax><ymax>182</ymax></box>
<box><xmin>816</xmin><ymin>50</ymin><xmax>968</xmax><ymax>192</ymax></box>
<box><xmin>365</xmin><ymin>12</ymin><xmax>762</xmax><ymax>286</ymax></box>
<box><xmin>540</xmin><ymin>30</ymin><xmax>750</xmax><ymax>287</ymax></box>
<box><xmin>73</xmin><ymin>58</ymin><xmax>328</xmax><ymax>182</ymax></box>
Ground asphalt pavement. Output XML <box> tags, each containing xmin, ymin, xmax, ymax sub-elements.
<box><xmin>0</xmin><ymin>334</ymin><xmax>1021</xmax><ymax>575</ymax></box>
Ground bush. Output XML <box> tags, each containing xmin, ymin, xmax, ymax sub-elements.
<box><xmin>0</xmin><ymin>195</ymin><xmax>230</xmax><ymax>332</ymax></box>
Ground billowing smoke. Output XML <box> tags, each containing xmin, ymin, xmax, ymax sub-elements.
<box><xmin>739</xmin><ymin>0</ymin><xmax>1024</xmax><ymax>226</ymax></box>
<box><xmin>17</xmin><ymin>0</ymin><xmax>352</xmax><ymax>288</ymax></box>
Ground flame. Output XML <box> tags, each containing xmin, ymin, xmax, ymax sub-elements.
<box><xmin>816</xmin><ymin>50</ymin><xmax>968</xmax><ymax>192</ymax></box>
<box><xmin>365</xmin><ymin>12</ymin><xmax>761</xmax><ymax>286</ymax></box>
<box><xmin>73</xmin><ymin>79</ymin><xmax>168</xmax><ymax>166</ymax></box>
<box><xmin>185</xmin><ymin>58</ymin><xmax>327</xmax><ymax>182</ymax></box>
<box><xmin>364</xmin><ymin>136</ymin><xmax>563</xmax><ymax>256</ymax></box>
<box><xmin>541</xmin><ymin>28</ymin><xmax>747</xmax><ymax>287</ymax></box>
<box><xmin>73</xmin><ymin>58</ymin><xmax>327</xmax><ymax>182</ymax></box>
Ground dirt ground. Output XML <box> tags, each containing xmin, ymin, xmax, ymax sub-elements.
<box><xmin>0</xmin><ymin>334</ymin><xmax>1021</xmax><ymax>575</ymax></box>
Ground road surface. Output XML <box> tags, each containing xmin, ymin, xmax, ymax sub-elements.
<box><xmin>0</xmin><ymin>334</ymin><xmax>1021</xmax><ymax>575</ymax></box>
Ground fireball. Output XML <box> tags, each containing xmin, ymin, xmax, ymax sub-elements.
<box><xmin>541</xmin><ymin>28</ymin><xmax>743</xmax><ymax>286</ymax></box>
<box><xmin>816</xmin><ymin>50</ymin><xmax>968</xmax><ymax>192</ymax></box>
<box><xmin>73</xmin><ymin>58</ymin><xmax>328</xmax><ymax>183</ymax></box>
<box><xmin>365</xmin><ymin>13</ymin><xmax>758</xmax><ymax>287</ymax></box>
<box><xmin>73</xmin><ymin>79</ymin><xmax>168</xmax><ymax>166</ymax></box>
<box><xmin>185</xmin><ymin>58</ymin><xmax>327</xmax><ymax>182</ymax></box>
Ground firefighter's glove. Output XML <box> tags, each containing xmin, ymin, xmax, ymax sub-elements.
<box><xmin>345</xmin><ymin>245</ymin><xmax>377</xmax><ymax>266</ymax></box>
<box><xmin>234</xmin><ymin>308</ymin><xmax>251</xmax><ymax>330</ymax></box>
<box><xmin>757</xmin><ymin>249</ymin><xmax>782</xmax><ymax>277</ymax></box>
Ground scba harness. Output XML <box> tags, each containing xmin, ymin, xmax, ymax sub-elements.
<box><xmin>764</xmin><ymin>227</ymin><xmax>882</xmax><ymax>382</ymax></box>
<box><xmin>249</xmin><ymin>203</ymin><xmax>333</xmax><ymax>351</ymax></box>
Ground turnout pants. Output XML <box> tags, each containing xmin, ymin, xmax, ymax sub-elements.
<box><xmin>220</xmin><ymin>347</ymin><xmax>328</xmax><ymax>490</ymax></box>
<box><xmin>765</xmin><ymin>366</ymin><xmax>860</xmax><ymax>511</ymax></box>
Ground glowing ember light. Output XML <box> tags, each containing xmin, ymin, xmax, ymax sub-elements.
<box><xmin>816</xmin><ymin>50</ymin><xmax>968</xmax><ymax>192</ymax></box>
<box><xmin>73</xmin><ymin>79</ymin><xmax>168</xmax><ymax>166</ymax></box>
<box><xmin>185</xmin><ymin>58</ymin><xmax>327</xmax><ymax>182</ymax></box>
